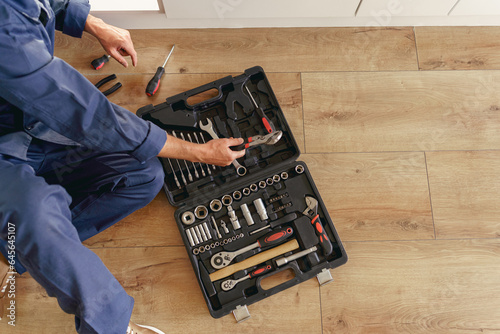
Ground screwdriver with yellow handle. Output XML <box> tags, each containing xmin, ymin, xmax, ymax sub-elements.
<box><xmin>146</xmin><ymin>44</ymin><xmax>175</xmax><ymax>96</ymax></box>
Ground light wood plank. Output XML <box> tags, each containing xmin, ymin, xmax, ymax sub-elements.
<box><xmin>301</xmin><ymin>153</ymin><xmax>434</xmax><ymax>242</ymax></box>
<box><xmin>416</xmin><ymin>27</ymin><xmax>500</xmax><ymax>70</ymax></box>
<box><xmin>427</xmin><ymin>151</ymin><xmax>500</xmax><ymax>239</ymax></box>
<box><xmin>0</xmin><ymin>247</ymin><xmax>322</xmax><ymax>333</ymax></box>
<box><xmin>322</xmin><ymin>239</ymin><xmax>500</xmax><ymax>333</ymax></box>
<box><xmin>55</xmin><ymin>27</ymin><xmax>418</xmax><ymax>74</ymax></box>
<box><xmin>83</xmin><ymin>192</ymin><xmax>181</xmax><ymax>248</ymax></box>
<box><xmin>302</xmin><ymin>70</ymin><xmax>500</xmax><ymax>153</ymax></box>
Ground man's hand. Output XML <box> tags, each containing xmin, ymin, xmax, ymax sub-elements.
<box><xmin>158</xmin><ymin>134</ymin><xmax>246</xmax><ymax>167</ymax></box>
<box><xmin>84</xmin><ymin>15</ymin><xmax>137</xmax><ymax>68</ymax></box>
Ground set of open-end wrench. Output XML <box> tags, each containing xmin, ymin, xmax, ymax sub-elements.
<box><xmin>138</xmin><ymin>67</ymin><xmax>347</xmax><ymax>319</ymax></box>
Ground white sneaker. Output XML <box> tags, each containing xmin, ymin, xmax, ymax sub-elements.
<box><xmin>127</xmin><ymin>322</ymin><xmax>165</xmax><ymax>334</ymax></box>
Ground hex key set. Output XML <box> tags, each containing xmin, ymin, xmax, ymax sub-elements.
<box><xmin>137</xmin><ymin>66</ymin><xmax>347</xmax><ymax>321</ymax></box>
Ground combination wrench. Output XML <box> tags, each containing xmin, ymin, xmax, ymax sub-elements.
<box><xmin>199</xmin><ymin>119</ymin><xmax>247</xmax><ymax>176</ymax></box>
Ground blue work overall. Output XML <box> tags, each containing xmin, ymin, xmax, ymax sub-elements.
<box><xmin>0</xmin><ymin>1</ymin><xmax>167</xmax><ymax>332</ymax></box>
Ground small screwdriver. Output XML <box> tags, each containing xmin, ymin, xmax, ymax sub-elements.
<box><xmin>146</xmin><ymin>44</ymin><xmax>175</xmax><ymax>97</ymax></box>
<box><xmin>91</xmin><ymin>55</ymin><xmax>110</xmax><ymax>70</ymax></box>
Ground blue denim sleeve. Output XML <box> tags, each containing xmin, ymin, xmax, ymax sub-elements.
<box><xmin>50</xmin><ymin>0</ymin><xmax>90</xmax><ymax>38</ymax></box>
<box><xmin>0</xmin><ymin>20</ymin><xmax>167</xmax><ymax>163</ymax></box>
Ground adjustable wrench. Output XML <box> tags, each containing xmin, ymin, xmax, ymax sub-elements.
<box><xmin>231</xmin><ymin>131</ymin><xmax>283</xmax><ymax>151</ymax></box>
<box><xmin>303</xmin><ymin>196</ymin><xmax>333</xmax><ymax>256</ymax></box>
<box><xmin>210</xmin><ymin>227</ymin><xmax>293</xmax><ymax>270</ymax></box>
<box><xmin>199</xmin><ymin>119</ymin><xmax>247</xmax><ymax>176</ymax></box>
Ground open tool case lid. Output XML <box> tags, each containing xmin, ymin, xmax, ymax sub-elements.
<box><xmin>137</xmin><ymin>66</ymin><xmax>300</xmax><ymax>208</ymax></box>
<box><xmin>137</xmin><ymin>66</ymin><xmax>347</xmax><ymax>320</ymax></box>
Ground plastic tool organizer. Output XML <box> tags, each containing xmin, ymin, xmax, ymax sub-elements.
<box><xmin>137</xmin><ymin>66</ymin><xmax>348</xmax><ymax>321</ymax></box>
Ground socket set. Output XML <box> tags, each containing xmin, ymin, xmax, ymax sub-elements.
<box><xmin>137</xmin><ymin>67</ymin><xmax>347</xmax><ymax>320</ymax></box>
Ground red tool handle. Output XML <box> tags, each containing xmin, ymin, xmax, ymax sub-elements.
<box><xmin>261</xmin><ymin>117</ymin><xmax>273</xmax><ymax>134</ymax></box>
<box><xmin>257</xmin><ymin>227</ymin><xmax>293</xmax><ymax>248</ymax></box>
<box><xmin>145</xmin><ymin>66</ymin><xmax>165</xmax><ymax>96</ymax></box>
<box><xmin>311</xmin><ymin>215</ymin><xmax>333</xmax><ymax>256</ymax></box>
<box><xmin>91</xmin><ymin>55</ymin><xmax>109</xmax><ymax>70</ymax></box>
<box><xmin>248</xmin><ymin>264</ymin><xmax>272</xmax><ymax>278</ymax></box>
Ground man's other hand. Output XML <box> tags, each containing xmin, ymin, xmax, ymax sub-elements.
<box><xmin>84</xmin><ymin>15</ymin><xmax>137</xmax><ymax>68</ymax></box>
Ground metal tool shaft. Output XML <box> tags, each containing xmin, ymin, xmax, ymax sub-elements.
<box><xmin>161</xmin><ymin>45</ymin><xmax>175</xmax><ymax>68</ymax></box>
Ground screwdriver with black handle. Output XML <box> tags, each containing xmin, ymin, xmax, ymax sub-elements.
<box><xmin>146</xmin><ymin>45</ymin><xmax>175</xmax><ymax>96</ymax></box>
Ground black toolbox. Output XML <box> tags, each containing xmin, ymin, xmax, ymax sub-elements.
<box><xmin>137</xmin><ymin>66</ymin><xmax>347</xmax><ymax>321</ymax></box>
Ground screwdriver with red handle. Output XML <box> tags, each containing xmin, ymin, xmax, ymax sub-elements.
<box><xmin>91</xmin><ymin>55</ymin><xmax>110</xmax><ymax>70</ymax></box>
<box><xmin>244</xmin><ymin>84</ymin><xmax>275</xmax><ymax>134</ymax></box>
<box><xmin>145</xmin><ymin>44</ymin><xmax>175</xmax><ymax>96</ymax></box>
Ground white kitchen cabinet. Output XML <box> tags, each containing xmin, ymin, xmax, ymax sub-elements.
<box><xmin>163</xmin><ymin>0</ymin><xmax>360</xmax><ymax>19</ymax></box>
<box><xmin>450</xmin><ymin>0</ymin><xmax>500</xmax><ymax>16</ymax></box>
<box><xmin>356</xmin><ymin>0</ymin><xmax>458</xmax><ymax>17</ymax></box>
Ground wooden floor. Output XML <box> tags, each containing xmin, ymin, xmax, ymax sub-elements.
<box><xmin>2</xmin><ymin>26</ymin><xmax>500</xmax><ymax>333</ymax></box>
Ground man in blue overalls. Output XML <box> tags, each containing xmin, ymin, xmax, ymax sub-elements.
<box><xmin>0</xmin><ymin>1</ymin><xmax>245</xmax><ymax>333</ymax></box>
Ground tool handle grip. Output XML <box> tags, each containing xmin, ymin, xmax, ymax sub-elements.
<box><xmin>91</xmin><ymin>55</ymin><xmax>109</xmax><ymax>70</ymax></box>
<box><xmin>146</xmin><ymin>67</ymin><xmax>165</xmax><ymax>96</ymax></box>
<box><xmin>248</xmin><ymin>264</ymin><xmax>272</xmax><ymax>278</ymax></box>
<box><xmin>257</xmin><ymin>227</ymin><xmax>293</xmax><ymax>248</ymax></box>
<box><xmin>311</xmin><ymin>215</ymin><xmax>333</xmax><ymax>256</ymax></box>
<box><xmin>261</xmin><ymin>117</ymin><xmax>273</xmax><ymax>134</ymax></box>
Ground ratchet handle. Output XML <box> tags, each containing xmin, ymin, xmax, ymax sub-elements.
<box><xmin>311</xmin><ymin>214</ymin><xmax>333</xmax><ymax>256</ymax></box>
<box><xmin>257</xmin><ymin>227</ymin><xmax>293</xmax><ymax>248</ymax></box>
<box><xmin>248</xmin><ymin>264</ymin><xmax>272</xmax><ymax>278</ymax></box>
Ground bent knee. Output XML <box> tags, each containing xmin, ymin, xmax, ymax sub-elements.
<box><xmin>0</xmin><ymin>163</ymin><xmax>71</xmax><ymax>224</ymax></box>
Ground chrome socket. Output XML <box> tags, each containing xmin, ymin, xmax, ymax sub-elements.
<box><xmin>222</xmin><ymin>194</ymin><xmax>233</xmax><ymax>206</ymax></box>
<box><xmin>210</xmin><ymin>199</ymin><xmax>223</xmax><ymax>212</ymax></box>
<box><xmin>233</xmin><ymin>190</ymin><xmax>242</xmax><ymax>201</ymax></box>
<box><xmin>242</xmin><ymin>187</ymin><xmax>251</xmax><ymax>196</ymax></box>
<box><xmin>273</xmin><ymin>174</ymin><xmax>281</xmax><ymax>183</ymax></box>
<box><xmin>240</xmin><ymin>203</ymin><xmax>255</xmax><ymax>226</ymax></box>
<box><xmin>295</xmin><ymin>164</ymin><xmax>305</xmax><ymax>174</ymax></box>
<box><xmin>250</xmin><ymin>183</ymin><xmax>258</xmax><ymax>192</ymax></box>
<box><xmin>258</xmin><ymin>180</ymin><xmax>267</xmax><ymax>189</ymax></box>
<box><xmin>253</xmin><ymin>198</ymin><xmax>268</xmax><ymax>221</ymax></box>
<box><xmin>181</xmin><ymin>211</ymin><xmax>195</xmax><ymax>225</ymax></box>
<box><xmin>280</xmin><ymin>171</ymin><xmax>289</xmax><ymax>180</ymax></box>
<box><xmin>194</xmin><ymin>205</ymin><xmax>208</xmax><ymax>220</ymax></box>
<box><xmin>266</xmin><ymin>177</ymin><xmax>274</xmax><ymax>186</ymax></box>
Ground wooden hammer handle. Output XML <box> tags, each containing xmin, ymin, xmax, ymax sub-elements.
<box><xmin>209</xmin><ymin>239</ymin><xmax>299</xmax><ymax>282</ymax></box>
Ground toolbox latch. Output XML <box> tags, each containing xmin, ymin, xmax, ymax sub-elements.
<box><xmin>233</xmin><ymin>305</ymin><xmax>251</xmax><ymax>323</ymax></box>
<box><xmin>316</xmin><ymin>269</ymin><xmax>334</xmax><ymax>286</ymax></box>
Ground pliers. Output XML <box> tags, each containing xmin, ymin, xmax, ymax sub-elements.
<box><xmin>231</xmin><ymin>130</ymin><xmax>283</xmax><ymax>151</ymax></box>
<box><xmin>94</xmin><ymin>74</ymin><xmax>122</xmax><ymax>96</ymax></box>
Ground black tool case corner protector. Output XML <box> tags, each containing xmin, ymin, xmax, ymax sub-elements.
<box><xmin>137</xmin><ymin>66</ymin><xmax>348</xmax><ymax>319</ymax></box>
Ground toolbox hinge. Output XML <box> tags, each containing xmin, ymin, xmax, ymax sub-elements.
<box><xmin>233</xmin><ymin>305</ymin><xmax>251</xmax><ymax>323</ymax></box>
<box><xmin>316</xmin><ymin>268</ymin><xmax>334</xmax><ymax>286</ymax></box>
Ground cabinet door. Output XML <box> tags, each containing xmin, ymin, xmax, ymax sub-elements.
<box><xmin>164</xmin><ymin>0</ymin><xmax>360</xmax><ymax>19</ymax></box>
<box><xmin>356</xmin><ymin>0</ymin><xmax>458</xmax><ymax>17</ymax></box>
<box><xmin>450</xmin><ymin>0</ymin><xmax>500</xmax><ymax>16</ymax></box>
